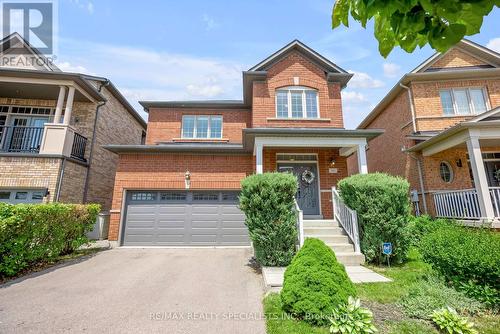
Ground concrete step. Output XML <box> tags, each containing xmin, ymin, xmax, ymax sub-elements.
<box><xmin>335</xmin><ymin>252</ymin><xmax>365</xmax><ymax>266</ymax></box>
<box><xmin>303</xmin><ymin>226</ymin><xmax>346</xmax><ymax>235</ymax></box>
<box><xmin>303</xmin><ymin>220</ymin><xmax>339</xmax><ymax>227</ymax></box>
<box><xmin>304</xmin><ymin>235</ymin><xmax>350</xmax><ymax>243</ymax></box>
<box><xmin>326</xmin><ymin>243</ymin><xmax>355</xmax><ymax>253</ymax></box>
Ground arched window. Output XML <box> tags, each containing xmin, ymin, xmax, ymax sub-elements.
<box><xmin>275</xmin><ymin>87</ymin><xmax>319</xmax><ymax>119</ymax></box>
<box><xmin>439</xmin><ymin>161</ymin><xmax>453</xmax><ymax>183</ymax></box>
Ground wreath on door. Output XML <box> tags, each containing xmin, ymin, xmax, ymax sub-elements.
<box><xmin>301</xmin><ymin>170</ymin><xmax>315</xmax><ymax>184</ymax></box>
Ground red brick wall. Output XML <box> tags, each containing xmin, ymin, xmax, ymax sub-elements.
<box><xmin>252</xmin><ymin>50</ymin><xmax>344</xmax><ymax>128</ymax></box>
<box><xmin>412</xmin><ymin>79</ymin><xmax>500</xmax><ymax>131</ymax></box>
<box><xmin>146</xmin><ymin>108</ymin><xmax>251</xmax><ymax>144</ymax></box>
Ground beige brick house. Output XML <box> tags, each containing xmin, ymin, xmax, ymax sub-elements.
<box><xmin>351</xmin><ymin>40</ymin><xmax>500</xmax><ymax>226</ymax></box>
<box><xmin>0</xmin><ymin>33</ymin><xmax>146</xmax><ymax>212</ymax></box>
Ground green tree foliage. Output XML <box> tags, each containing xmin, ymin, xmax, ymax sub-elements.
<box><xmin>239</xmin><ymin>172</ymin><xmax>298</xmax><ymax>266</ymax></box>
<box><xmin>332</xmin><ymin>0</ymin><xmax>498</xmax><ymax>57</ymax></box>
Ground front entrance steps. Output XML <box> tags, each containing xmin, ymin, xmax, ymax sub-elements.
<box><xmin>303</xmin><ymin>219</ymin><xmax>365</xmax><ymax>266</ymax></box>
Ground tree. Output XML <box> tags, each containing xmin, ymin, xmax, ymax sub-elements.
<box><xmin>332</xmin><ymin>0</ymin><xmax>498</xmax><ymax>57</ymax></box>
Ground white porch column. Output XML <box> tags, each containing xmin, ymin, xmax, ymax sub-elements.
<box><xmin>255</xmin><ymin>143</ymin><xmax>263</xmax><ymax>174</ymax></box>
<box><xmin>63</xmin><ymin>86</ymin><xmax>75</xmax><ymax>125</ymax></box>
<box><xmin>466</xmin><ymin>135</ymin><xmax>495</xmax><ymax>219</ymax></box>
<box><xmin>357</xmin><ymin>142</ymin><xmax>368</xmax><ymax>174</ymax></box>
<box><xmin>54</xmin><ymin>86</ymin><xmax>66</xmax><ymax>124</ymax></box>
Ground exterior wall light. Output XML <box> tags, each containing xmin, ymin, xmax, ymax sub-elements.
<box><xmin>329</xmin><ymin>158</ymin><xmax>336</xmax><ymax>167</ymax></box>
<box><xmin>185</xmin><ymin>171</ymin><xmax>191</xmax><ymax>189</ymax></box>
<box><xmin>456</xmin><ymin>159</ymin><xmax>463</xmax><ymax>168</ymax></box>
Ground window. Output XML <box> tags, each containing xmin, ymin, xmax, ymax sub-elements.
<box><xmin>0</xmin><ymin>191</ymin><xmax>10</xmax><ymax>200</ymax></box>
<box><xmin>15</xmin><ymin>192</ymin><xmax>28</xmax><ymax>200</ymax></box>
<box><xmin>160</xmin><ymin>192</ymin><xmax>187</xmax><ymax>201</ymax></box>
<box><xmin>439</xmin><ymin>88</ymin><xmax>488</xmax><ymax>115</ymax></box>
<box><xmin>181</xmin><ymin>115</ymin><xmax>223</xmax><ymax>139</ymax></box>
<box><xmin>193</xmin><ymin>193</ymin><xmax>219</xmax><ymax>201</ymax></box>
<box><xmin>131</xmin><ymin>192</ymin><xmax>156</xmax><ymax>201</ymax></box>
<box><xmin>31</xmin><ymin>191</ymin><xmax>45</xmax><ymax>200</ymax></box>
<box><xmin>275</xmin><ymin>87</ymin><xmax>319</xmax><ymax>118</ymax></box>
<box><xmin>439</xmin><ymin>161</ymin><xmax>453</xmax><ymax>183</ymax></box>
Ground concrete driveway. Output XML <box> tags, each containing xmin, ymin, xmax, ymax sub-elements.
<box><xmin>0</xmin><ymin>248</ymin><xmax>265</xmax><ymax>334</ymax></box>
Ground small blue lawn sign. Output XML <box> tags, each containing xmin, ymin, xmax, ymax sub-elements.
<box><xmin>382</xmin><ymin>242</ymin><xmax>392</xmax><ymax>267</ymax></box>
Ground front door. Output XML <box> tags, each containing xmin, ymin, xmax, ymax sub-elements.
<box><xmin>484</xmin><ymin>160</ymin><xmax>500</xmax><ymax>187</ymax></box>
<box><xmin>278</xmin><ymin>163</ymin><xmax>320</xmax><ymax>215</ymax></box>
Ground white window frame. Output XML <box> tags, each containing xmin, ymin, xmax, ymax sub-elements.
<box><xmin>275</xmin><ymin>86</ymin><xmax>320</xmax><ymax>119</ymax></box>
<box><xmin>181</xmin><ymin>115</ymin><xmax>223</xmax><ymax>139</ymax></box>
<box><xmin>439</xmin><ymin>87</ymin><xmax>489</xmax><ymax>116</ymax></box>
<box><xmin>439</xmin><ymin>161</ymin><xmax>454</xmax><ymax>183</ymax></box>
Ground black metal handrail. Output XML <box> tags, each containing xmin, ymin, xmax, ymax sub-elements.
<box><xmin>71</xmin><ymin>132</ymin><xmax>87</xmax><ymax>161</ymax></box>
<box><xmin>0</xmin><ymin>126</ymin><xmax>45</xmax><ymax>153</ymax></box>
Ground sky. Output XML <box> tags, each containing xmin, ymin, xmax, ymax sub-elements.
<box><xmin>53</xmin><ymin>0</ymin><xmax>500</xmax><ymax>128</ymax></box>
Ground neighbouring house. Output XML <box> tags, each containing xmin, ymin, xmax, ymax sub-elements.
<box><xmin>350</xmin><ymin>39</ymin><xmax>500</xmax><ymax>226</ymax></box>
<box><xmin>0</xmin><ymin>33</ymin><xmax>146</xmax><ymax>214</ymax></box>
<box><xmin>105</xmin><ymin>40</ymin><xmax>382</xmax><ymax>265</ymax></box>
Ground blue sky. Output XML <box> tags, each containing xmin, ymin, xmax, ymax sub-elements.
<box><xmin>55</xmin><ymin>0</ymin><xmax>500</xmax><ymax>128</ymax></box>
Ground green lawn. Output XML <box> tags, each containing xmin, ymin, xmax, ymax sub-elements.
<box><xmin>263</xmin><ymin>248</ymin><xmax>500</xmax><ymax>334</ymax></box>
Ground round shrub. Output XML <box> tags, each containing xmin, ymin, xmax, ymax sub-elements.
<box><xmin>239</xmin><ymin>172</ymin><xmax>297</xmax><ymax>266</ymax></box>
<box><xmin>337</xmin><ymin>173</ymin><xmax>411</xmax><ymax>264</ymax></box>
<box><xmin>280</xmin><ymin>238</ymin><xmax>356</xmax><ymax>326</ymax></box>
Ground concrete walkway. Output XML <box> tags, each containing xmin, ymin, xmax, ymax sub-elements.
<box><xmin>262</xmin><ymin>265</ymin><xmax>391</xmax><ymax>290</ymax></box>
<box><xmin>0</xmin><ymin>248</ymin><xmax>265</xmax><ymax>334</ymax></box>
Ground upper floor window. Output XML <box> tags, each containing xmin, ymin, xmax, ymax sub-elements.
<box><xmin>181</xmin><ymin>115</ymin><xmax>222</xmax><ymax>139</ymax></box>
<box><xmin>439</xmin><ymin>88</ymin><xmax>488</xmax><ymax>116</ymax></box>
<box><xmin>276</xmin><ymin>87</ymin><xmax>319</xmax><ymax>119</ymax></box>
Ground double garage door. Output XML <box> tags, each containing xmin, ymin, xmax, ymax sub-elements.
<box><xmin>122</xmin><ymin>190</ymin><xmax>250</xmax><ymax>246</ymax></box>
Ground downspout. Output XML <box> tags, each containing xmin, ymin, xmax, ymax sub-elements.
<box><xmin>399</xmin><ymin>83</ymin><xmax>417</xmax><ymax>133</ymax></box>
<box><xmin>55</xmin><ymin>157</ymin><xmax>66</xmax><ymax>201</ymax></box>
<box><xmin>408</xmin><ymin>152</ymin><xmax>428</xmax><ymax>214</ymax></box>
<box><xmin>82</xmin><ymin>79</ymin><xmax>109</xmax><ymax>203</ymax></box>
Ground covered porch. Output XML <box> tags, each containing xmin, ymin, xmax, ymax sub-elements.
<box><xmin>244</xmin><ymin>128</ymin><xmax>382</xmax><ymax>219</ymax></box>
<box><xmin>410</xmin><ymin>108</ymin><xmax>500</xmax><ymax>225</ymax></box>
<box><xmin>0</xmin><ymin>69</ymin><xmax>104</xmax><ymax>161</ymax></box>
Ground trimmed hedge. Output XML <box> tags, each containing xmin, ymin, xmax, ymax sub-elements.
<box><xmin>407</xmin><ymin>215</ymin><xmax>453</xmax><ymax>247</ymax></box>
<box><xmin>281</xmin><ymin>238</ymin><xmax>356</xmax><ymax>326</ymax></box>
<box><xmin>419</xmin><ymin>223</ymin><xmax>500</xmax><ymax>308</ymax></box>
<box><xmin>239</xmin><ymin>172</ymin><xmax>297</xmax><ymax>266</ymax></box>
<box><xmin>337</xmin><ymin>173</ymin><xmax>411</xmax><ymax>264</ymax></box>
<box><xmin>0</xmin><ymin>203</ymin><xmax>100</xmax><ymax>277</ymax></box>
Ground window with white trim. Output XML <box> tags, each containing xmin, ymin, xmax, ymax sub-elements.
<box><xmin>275</xmin><ymin>87</ymin><xmax>319</xmax><ymax>118</ymax></box>
<box><xmin>439</xmin><ymin>88</ymin><xmax>488</xmax><ymax>116</ymax></box>
<box><xmin>181</xmin><ymin>115</ymin><xmax>223</xmax><ymax>139</ymax></box>
<box><xmin>439</xmin><ymin>161</ymin><xmax>453</xmax><ymax>183</ymax></box>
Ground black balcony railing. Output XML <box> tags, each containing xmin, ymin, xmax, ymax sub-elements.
<box><xmin>0</xmin><ymin>126</ymin><xmax>44</xmax><ymax>153</ymax></box>
<box><xmin>71</xmin><ymin>132</ymin><xmax>87</xmax><ymax>161</ymax></box>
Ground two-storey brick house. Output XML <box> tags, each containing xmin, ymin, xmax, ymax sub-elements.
<box><xmin>352</xmin><ymin>40</ymin><xmax>500</xmax><ymax>226</ymax></box>
<box><xmin>105</xmin><ymin>40</ymin><xmax>382</xmax><ymax>262</ymax></box>
<box><xmin>0</xmin><ymin>33</ymin><xmax>146</xmax><ymax>215</ymax></box>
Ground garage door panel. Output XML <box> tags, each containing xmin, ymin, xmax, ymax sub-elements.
<box><xmin>123</xmin><ymin>191</ymin><xmax>249</xmax><ymax>246</ymax></box>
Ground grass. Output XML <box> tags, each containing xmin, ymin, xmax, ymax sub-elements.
<box><xmin>356</xmin><ymin>248</ymin><xmax>433</xmax><ymax>304</ymax></box>
<box><xmin>263</xmin><ymin>247</ymin><xmax>500</xmax><ymax>334</ymax></box>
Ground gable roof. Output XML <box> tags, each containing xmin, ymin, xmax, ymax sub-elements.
<box><xmin>411</xmin><ymin>39</ymin><xmax>500</xmax><ymax>73</ymax></box>
<box><xmin>141</xmin><ymin>40</ymin><xmax>353</xmax><ymax>111</ymax></box>
<box><xmin>357</xmin><ymin>39</ymin><xmax>500</xmax><ymax>129</ymax></box>
<box><xmin>249</xmin><ymin>39</ymin><xmax>349</xmax><ymax>74</ymax></box>
<box><xmin>0</xmin><ymin>32</ymin><xmax>60</xmax><ymax>71</ymax></box>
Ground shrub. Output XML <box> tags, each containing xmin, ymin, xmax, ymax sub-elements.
<box><xmin>419</xmin><ymin>224</ymin><xmax>500</xmax><ymax>308</ymax></box>
<box><xmin>239</xmin><ymin>172</ymin><xmax>297</xmax><ymax>266</ymax></box>
<box><xmin>0</xmin><ymin>203</ymin><xmax>100</xmax><ymax>277</ymax></box>
<box><xmin>337</xmin><ymin>173</ymin><xmax>411</xmax><ymax>264</ymax></box>
<box><xmin>400</xmin><ymin>275</ymin><xmax>483</xmax><ymax>320</ymax></box>
<box><xmin>280</xmin><ymin>238</ymin><xmax>356</xmax><ymax>326</ymax></box>
<box><xmin>431</xmin><ymin>307</ymin><xmax>478</xmax><ymax>334</ymax></box>
<box><xmin>329</xmin><ymin>297</ymin><xmax>378</xmax><ymax>334</ymax></box>
<box><xmin>407</xmin><ymin>215</ymin><xmax>452</xmax><ymax>247</ymax></box>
